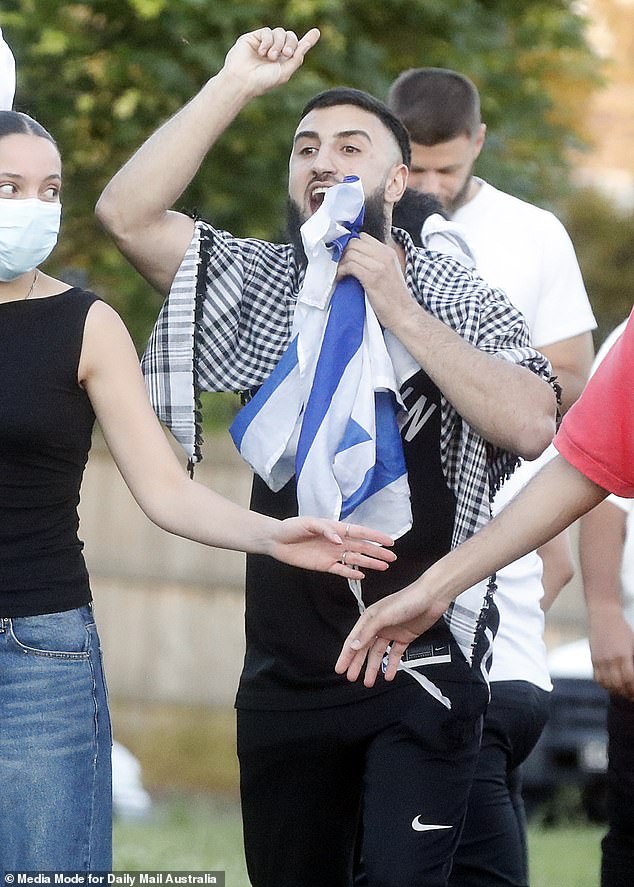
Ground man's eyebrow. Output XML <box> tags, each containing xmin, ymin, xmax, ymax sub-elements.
<box><xmin>293</xmin><ymin>129</ymin><xmax>373</xmax><ymax>145</ymax></box>
<box><xmin>335</xmin><ymin>129</ymin><xmax>372</xmax><ymax>144</ymax></box>
<box><xmin>293</xmin><ymin>130</ymin><xmax>319</xmax><ymax>144</ymax></box>
<box><xmin>411</xmin><ymin>163</ymin><xmax>459</xmax><ymax>173</ymax></box>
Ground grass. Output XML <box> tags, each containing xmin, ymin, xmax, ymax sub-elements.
<box><xmin>114</xmin><ymin>795</ymin><xmax>249</xmax><ymax>885</ymax></box>
<box><xmin>529</xmin><ymin>824</ymin><xmax>603</xmax><ymax>887</ymax></box>
<box><xmin>114</xmin><ymin>794</ymin><xmax>604</xmax><ymax>887</ymax></box>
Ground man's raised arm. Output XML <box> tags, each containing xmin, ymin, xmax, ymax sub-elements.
<box><xmin>96</xmin><ymin>26</ymin><xmax>320</xmax><ymax>295</ymax></box>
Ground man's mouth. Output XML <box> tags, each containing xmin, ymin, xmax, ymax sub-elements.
<box><xmin>308</xmin><ymin>184</ymin><xmax>333</xmax><ymax>215</ymax></box>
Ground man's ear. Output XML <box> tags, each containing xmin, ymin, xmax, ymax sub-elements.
<box><xmin>473</xmin><ymin>123</ymin><xmax>486</xmax><ymax>159</ymax></box>
<box><xmin>385</xmin><ymin>163</ymin><xmax>409</xmax><ymax>205</ymax></box>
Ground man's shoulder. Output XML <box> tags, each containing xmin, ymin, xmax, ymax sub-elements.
<box><xmin>404</xmin><ymin>233</ymin><xmax>477</xmax><ymax>292</ymax></box>
<box><xmin>470</xmin><ymin>180</ymin><xmax>564</xmax><ymax>232</ymax></box>
<box><xmin>403</xmin><ymin>227</ymin><xmax>524</xmax><ymax>328</ymax></box>
<box><xmin>191</xmin><ymin>221</ymin><xmax>301</xmax><ymax>307</ymax></box>
<box><xmin>198</xmin><ymin>220</ymin><xmax>296</xmax><ymax>259</ymax></box>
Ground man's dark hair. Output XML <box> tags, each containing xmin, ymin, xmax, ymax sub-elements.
<box><xmin>0</xmin><ymin>110</ymin><xmax>57</xmax><ymax>147</ymax></box>
<box><xmin>300</xmin><ymin>87</ymin><xmax>411</xmax><ymax>167</ymax></box>
<box><xmin>392</xmin><ymin>188</ymin><xmax>445</xmax><ymax>247</ymax></box>
<box><xmin>387</xmin><ymin>69</ymin><xmax>480</xmax><ymax>146</ymax></box>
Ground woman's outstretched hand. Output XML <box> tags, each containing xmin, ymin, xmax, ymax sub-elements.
<box><xmin>269</xmin><ymin>517</ymin><xmax>396</xmax><ymax>580</ymax></box>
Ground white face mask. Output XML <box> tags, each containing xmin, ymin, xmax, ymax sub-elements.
<box><xmin>0</xmin><ymin>198</ymin><xmax>61</xmax><ymax>282</ymax></box>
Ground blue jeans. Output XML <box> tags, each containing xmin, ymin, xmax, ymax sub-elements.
<box><xmin>0</xmin><ymin>605</ymin><xmax>112</xmax><ymax>873</ymax></box>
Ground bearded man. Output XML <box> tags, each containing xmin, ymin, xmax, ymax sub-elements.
<box><xmin>97</xmin><ymin>27</ymin><xmax>556</xmax><ymax>887</ymax></box>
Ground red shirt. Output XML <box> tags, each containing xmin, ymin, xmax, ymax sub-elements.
<box><xmin>555</xmin><ymin>307</ymin><xmax>634</xmax><ymax>497</ymax></box>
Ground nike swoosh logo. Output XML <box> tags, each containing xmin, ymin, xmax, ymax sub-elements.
<box><xmin>411</xmin><ymin>816</ymin><xmax>453</xmax><ymax>832</ymax></box>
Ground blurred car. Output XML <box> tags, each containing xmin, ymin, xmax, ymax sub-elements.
<box><xmin>522</xmin><ymin>638</ymin><xmax>609</xmax><ymax>821</ymax></box>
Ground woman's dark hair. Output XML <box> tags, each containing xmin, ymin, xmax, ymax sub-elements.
<box><xmin>299</xmin><ymin>87</ymin><xmax>411</xmax><ymax>168</ymax></box>
<box><xmin>0</xmin><ymin>110</ymin><xmax>57</xmax><ymax>147</ymax></box>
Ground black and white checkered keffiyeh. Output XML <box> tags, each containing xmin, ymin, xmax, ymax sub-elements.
<box><xmin>142</xmin><ymin>221</ymin><xmax>553</xmax><ymax>664</ymax></box>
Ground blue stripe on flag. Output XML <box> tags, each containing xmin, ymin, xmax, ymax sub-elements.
<box><xmin>340</xmin><ymin>391</ymin><xmax>408</xmax><ymax>518</ymax></box>
<box><xmin>229</xmin><ymin>335</ymin><xmax>299</xmax><ymax>449</ymax></box>
<box><xmin>295</xmin><ymin>276</ymin><xmax>365</xmax><ymax>477</ymax></box>
<box><xmin>335</xmin><ymin>418</ymin><xmax>372</xmax><ymax>454</ymax></box>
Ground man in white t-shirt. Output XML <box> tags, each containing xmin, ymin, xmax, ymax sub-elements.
<box><xmin>579</xmin><ymin>321</ymin><xmax>634</xmax><ymax>887</ymax></box>
<box><xmin>387</xmin><ymin>68</ymin><xmax>597</xmax><ymax>887</ymax></box>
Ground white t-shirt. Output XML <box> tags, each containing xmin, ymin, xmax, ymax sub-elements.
<box><xmin>589</xmin><ymin>321</ymin><xmax>634</xmax><ymax>629</ymax></box>
<box><xmin>453</xmin><ymin>180</ymin><xmax>597</xmax><ymax>688</ymax></box>
<box><xmin>453</xmin><ymin>180</ymin><xmax>596</xmax><ymax>346</ymax></box>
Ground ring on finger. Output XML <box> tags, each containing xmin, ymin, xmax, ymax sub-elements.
<box><xmin>340</xmin><ymin>551</ymin><xmax>348</xmax><ymax>565</ymax></box>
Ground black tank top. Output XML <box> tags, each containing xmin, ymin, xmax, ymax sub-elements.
<box><xmin>0</xmin><ymin>288</ymin><xmax>99</xmax><ymax>616</ymax></box>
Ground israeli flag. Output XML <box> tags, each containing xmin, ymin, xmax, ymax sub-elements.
<box><xmin>230</xmin><ymin>177</ymin><xmax>412</xmax><ymax>539</ymax></box>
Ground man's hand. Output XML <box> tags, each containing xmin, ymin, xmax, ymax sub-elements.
<box><xmin>96</xmin><ymin>24</ymin><xmax>320</xmax><ymax>295</ymax></box>
<box><xmin>337</xmin><ymin>233</ymin><xmax>414</xmax><ymax>331</ymax></box>
<box><xmin>589</xmin><ymin>606</ymin><xmax>634</xmax><ymax>700</ymax></box>
<box><xmin>338</xmin><ymin>231</ymin><xmax>557</xmax><ymax>459</ymax></box>
<box><xmin>223</xmin><ymin>26</ymin><xmax>321</xmax><ymax>98</ymax></box>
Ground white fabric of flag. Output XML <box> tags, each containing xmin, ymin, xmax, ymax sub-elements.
<box><xmin>230</xmin><ymin>176</ymin><xmax>413</xmax><ymax>539</ymax></box>
<box><xmin>0</xmin><ymin>28</ymin><xmax>16</xmax><ymax>111</ymax></box>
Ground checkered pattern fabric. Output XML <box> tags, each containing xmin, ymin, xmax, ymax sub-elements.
<box><xmin>142</xmin><ymin>221</ymin><xmax>553</xmax><ymax>662</ymax></box>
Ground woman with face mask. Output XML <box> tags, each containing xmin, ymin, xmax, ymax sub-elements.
<box><xmin>0</xmin><ymin>110</ymin><xmax>396</xmax><ymax>874</ymax></box>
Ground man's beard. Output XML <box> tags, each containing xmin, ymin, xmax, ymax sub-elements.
<box><xmin>445</xmin><ymin>162</ymin><xmax>475</xmax><ymax>215</ymax></box>
<box><xmin>286</xmin><ymin>186</ymin><xmax>390</xmax><ymax>262</ymax></box>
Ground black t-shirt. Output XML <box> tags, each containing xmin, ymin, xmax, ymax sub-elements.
<box><xmin>236</xmin><ymin>367</ymin><xmax>470</xmax><ymax>710</ymax></box>
<box><xmin>0</xmin><ymin>288</ymin><xmax>98</xmax><ymax>616</ymax></box>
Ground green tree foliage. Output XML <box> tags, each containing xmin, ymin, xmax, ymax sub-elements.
<box><xmin>1</xmin><ymin>0</ymin><xmax>598</xmax><ymax>346</ymax></box>
<box><xmin>560</xmin><ymin>188</ymin><xmax>634</xmax><ymax>347</ymax></box>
